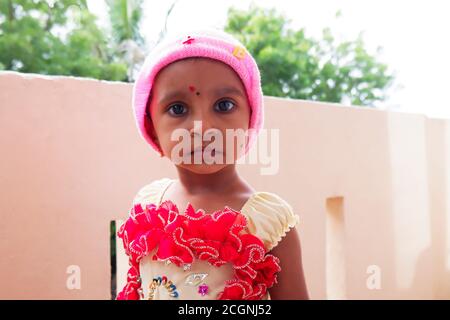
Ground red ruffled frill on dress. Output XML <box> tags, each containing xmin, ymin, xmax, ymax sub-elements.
<box><xmin>116</xmin><ymin>200</ymin><xmax>281</xmax><ymax>300</ymax></box>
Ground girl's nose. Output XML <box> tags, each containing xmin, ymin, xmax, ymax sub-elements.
<box><xmin>189</xmin><ymin>119</ymin><xmax>212</xmax><ymax>138</ymax></box>
<box><xmin>189</xmin><ymin>126</ymin><xmax>202</xmax><ymax>139</ymax></box>
<box><xmin>189</xmin><ymin>108</ymin><xmax>214</xmax><ymax>134</ymax></box>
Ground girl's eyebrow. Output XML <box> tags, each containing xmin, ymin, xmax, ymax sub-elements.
<box><xmin>158</xmin><ymin>86</ymin><xmax>245</xmax><ymax>105</ymax></box>
<box><xmin>158</xmin><ymin>90</ymin><xmax>188</xmax><ymax>106</ymax></box>
<box><xmin>214</xmin><ymin>86</ymin><xmax>245</xmax><ymax>99</ymax></box>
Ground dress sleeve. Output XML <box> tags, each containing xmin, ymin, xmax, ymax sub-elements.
<box><xmin>242</xmin><ymin>192</ymin><xmax>300</xmax><ymax>252</ymax></box>
<box><xmin>132</xmin><ymin>177</ymin><xmax>173</xmax><ymax>206</ymax></box>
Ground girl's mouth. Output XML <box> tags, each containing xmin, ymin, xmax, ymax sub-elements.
<box><xmin>190</xmin><ymin>147</ymin><xmax>223</xmax><ymax>157</ymax></box>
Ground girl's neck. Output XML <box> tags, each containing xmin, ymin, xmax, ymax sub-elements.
<box><xmin>175</xmin><ymin>165</ymin><xmax>244</xmax><ymax>195</ymax></box>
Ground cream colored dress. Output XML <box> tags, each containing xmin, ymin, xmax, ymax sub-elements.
<box><xmin>131</xmin><ymin>177</ymin><xmax>299</xmax><ymax>300</ymax></box>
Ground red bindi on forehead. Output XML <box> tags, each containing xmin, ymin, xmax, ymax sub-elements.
<box><xmin>188</xmin><ymin>85</ymin><xmax>200</xmax><ymax>96</ymax></box>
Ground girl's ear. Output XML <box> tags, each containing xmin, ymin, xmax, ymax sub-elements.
<box><xmin>144</xmin><ymin>113</ymin><xmax>161</xmax><ymax>149</ymax></box>
<box><xmin>144</xmin><ymin>96</ymin><xmax>162</xmax><ymax>149</ymax></box>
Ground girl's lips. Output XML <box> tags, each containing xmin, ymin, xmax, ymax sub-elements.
<box><xmin>190</xmin><ymin>150</ymin><xmax>223</xmax><ymax>157</ymax></box>
<box><xmin>190</xmin><ymin>147</ymin><xmax>223</xmax><ymax>154</ymax></box>
<box><xmin>189</xmin><ymin>149</ymin><xmax>225</xmax><ymax>160</ymax></box>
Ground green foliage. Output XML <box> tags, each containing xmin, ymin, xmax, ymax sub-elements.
<box><xmin>0</xmin><ymin>0</ymin><xmax>395</xmax><ymax>98</ymax></box>
<box><xmin>225</xmin><ymin>5</ymin><xmax>395</xmax><ymax>106</ymax></box>
<box><xmin>105</xmin><ymin>0</ymin><xmax>146</xmax><ymax>81</ymax></box>
<box><xmin>0</xmin><ymin>0</ymin><xmax>128</xmax><ymax>81</ymax></box>
<box><xmin>106</xmin><ymin>0</ymin><xmax>144</xmax><ymax>46</ymax></box>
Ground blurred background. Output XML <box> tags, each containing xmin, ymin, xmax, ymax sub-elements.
<box><xmin>2</xmin><ymin>0</ymin><xmax>449</xmax><ymax>118</ymax></box>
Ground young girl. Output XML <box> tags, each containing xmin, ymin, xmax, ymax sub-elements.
<box><xmin>117</xmin><ymin>28</ymin><xmax>309</xmax><ymax>300</ymax></box>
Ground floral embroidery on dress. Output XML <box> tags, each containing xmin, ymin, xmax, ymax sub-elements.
<box><xmin>148</xmin><ymin>275</ymin><xmax>179</xmax><ymax>299</ymax></box>
<box><xmin>116</xmin><ymin>200</ymin><xmax>281</xmax><ymax>300</ymax></box>
<box><xmin>185</xmin><ymin>273</ymin><xmax>208</xmax><ymax>286</ymax></box>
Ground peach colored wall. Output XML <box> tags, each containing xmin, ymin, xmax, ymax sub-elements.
<box><xmin>0</xmin><ymin>71</ymin><xmax>449</xmax><ymax>299</ymax></box>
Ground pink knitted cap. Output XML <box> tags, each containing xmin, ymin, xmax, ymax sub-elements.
<box><xmin>132</xmin><ymin>28</ymin><xmax>264</xmax><ymax>157</ymax></box>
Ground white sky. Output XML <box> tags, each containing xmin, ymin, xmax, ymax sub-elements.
<box><xmin>87</xmin><ymin>0</ymin><xmax>450</xmax><ymax>119</ymax></box>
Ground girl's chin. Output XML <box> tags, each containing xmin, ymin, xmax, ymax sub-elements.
<box><xmin>175</xmin><ymin>162</ymin><xmax>232</xmax><ymax>174</ymax></box>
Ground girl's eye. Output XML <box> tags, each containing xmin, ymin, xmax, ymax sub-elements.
<box><xmin>167</xmin><ymin>103</ymin><xmax>187</xmax><ymax>116</ymax></box>
<box><xmin>215</xmin><ymin>99</ymin><xmax>236</xmax><ymax>112</ymax></box>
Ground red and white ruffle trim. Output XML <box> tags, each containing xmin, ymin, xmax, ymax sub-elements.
<box><xmin>116</xmin><ymin>200</ymin><xmax>281</xmax><ymax>300</ymax></box>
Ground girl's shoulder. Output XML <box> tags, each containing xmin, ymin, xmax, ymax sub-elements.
<box><xmin>242</xmin><ymin>191</ymin><xmax>300</xmax><ymax>252</ymax></box>
<box><xmin>132</xmin><ymin>177</ymin><xmax>174</xmax><ymax>207</ymax></box>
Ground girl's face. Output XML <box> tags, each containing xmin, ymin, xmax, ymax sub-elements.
<box><xmin>146</xmin><ymin>58</ymin><xmax>251</xmax><ymax>174</ymax></box>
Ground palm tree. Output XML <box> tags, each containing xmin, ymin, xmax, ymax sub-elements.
<box><xmin>105</xmin><ymin>0</ymin><xmax>180</xmax><ymax>81</ymax></box>
<box><xmin>105</xmin><ymin>0</ymin><xmax>146</xmax><ymax>81</ymax></box>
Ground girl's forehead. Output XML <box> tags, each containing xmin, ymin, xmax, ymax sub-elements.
<box><xmin>153</xmin><ymin>59</ymin><xmax>245</xmax><ymax>98</ymax></box>
<box><xmin>156</xmin><ymin>58</ymin><xmax>241</xmax><ymax>84</ymax></box>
